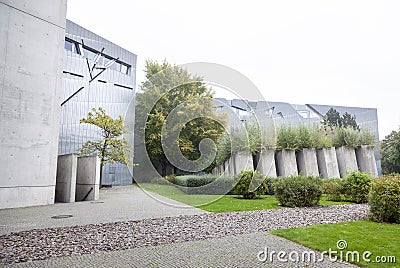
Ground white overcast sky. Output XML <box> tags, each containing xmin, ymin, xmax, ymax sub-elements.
<box><xmin>67</xmin><ymin>0</ymin><xmax>400</xmax><ymax>138</ymax></box>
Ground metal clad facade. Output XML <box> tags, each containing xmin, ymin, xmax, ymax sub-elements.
<box><xmin>60</xmin><ymin>20</ymin><xmax>136</xmax><ymax>185</ymax></box>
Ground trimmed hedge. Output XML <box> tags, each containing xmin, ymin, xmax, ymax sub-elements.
<box><xmin>274</xmin><ymin>176</ymin><xmax>323</xmax><ymax>207</ymax></box>
<box><xmin>233</xmin><ymin>170</ymin><xmax>267</xmax><ymax>199</ymax></box>
<box><xmin>369</xmin><ymin>175</ymin><xmax>400</xmax><ymax>223</ymax></box>
<box><xmin>343</xmin><ymin>171</ymin><xmax>373</xmax><ymax>203</ymax></box>
<box><xmin>322</xmin><ymin>178</ymin><xmax>344</xmax><ymax>202</ymax></box>
<box><xmin>174</xmin><ymin>174</ymin><xmax>234</xmax><ymax>195</ymax></box>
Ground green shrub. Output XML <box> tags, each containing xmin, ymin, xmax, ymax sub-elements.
<box><xmin>333</xmin><ymin>127</ymin><xmax>360</xmax><ymax>148</ymax></box>
<box><xmin>175</xmin><ymin>174</ymin><xmax>235</xmax><ymax>195</ymax></box>
<box><xmin>314</xmin><ymin>126</ymin><xmax>335</xmax><ymax>149</ymax></box>
<box><xmin>264</xmin><ymin>177</ymin><xmax>278</xmax><ymax>195</ymax></box>
<box><xmin>369</xmin><ymin>175</ymin><xmax>400</xmax><ymax>223</ymax></box>
<box><xmin>276</xmin><ymin>126</ymin><xmax>299</xmax><ymax>151</ymax></box>
<box><xmin>342</xmin><ymin>171</ymin><xmax>373</xmax><ymax>203</ymax></box>
<box><xmin>274</xmin><ymin>176</ymin><xmax>323</xmax><ymax>207</ymax></box>
<box><xmin>164</xmin><ymin>174</ymin><xmax>176</xmax><ymax>184</ymax></box>
<box><xmin>322</xmin><ymin>178</ymin><xmax>344</xmax><ymax>202</ymax></box>
<box><xmin>297</xmin><ymin>125</ymin><xmax>314</xmax><ymax>149</ymax></box>
<box><xmin>359</xmin><ymin>128</ymin><xmax>376</xmax><ymax>147</ymax></box>
<box><xmin>215</xmin><ymin>132</ymin><xmax>231</xmax><ymax>165</ymax></box>
<box><xmin>233</xmin><ymin>170</ymin><xmax>267</xmax><ymax>199</ymax></box>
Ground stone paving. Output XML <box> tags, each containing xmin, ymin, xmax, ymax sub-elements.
<box><xmin>0</xmin><ymin>185</ymin><xmax>364</xmax><ymax>267</ymax></box>
<box><xmin>0</xmin><ymin>185</ymin><xmax>206</xmax><ymax>235</ymax></box>
<box><xmin>5</xmin><ymin>232</ymin><xmax>357</xmax><ymax>268</ymax></box>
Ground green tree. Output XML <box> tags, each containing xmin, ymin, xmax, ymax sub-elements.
<box><xmin>341</xmin><ymin>112</ymin><xmax>359</xmax><ymax>130</ymax></box>
<box><xmin>322</xmin><ymin>108</ymin><xmax>342</xmax><ymax>129</ymax></box>
<box><xmin>79</xmin><ymin>107</ymin><xmax>133</xmax><ymax>186</ymax></box>
<box><xmin>136</xmin><ymin>60</ymin><xmax>226</xmax><ymax>176</ymax></box>
<box><xmin>322</xmin><ymin>108</ymin><xmax>359</xmax><ymax>130</ymax></box>
<box><xmin>381</xmin><ymin>129</ymin><xmax>400</xmax><ymax>174</ymax></box>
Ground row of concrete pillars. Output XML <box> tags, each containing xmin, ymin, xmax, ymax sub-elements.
<box><xmin>212</xmin><ymin>145</ymin><xmax>378</xmax><ymax>178</ymax></box>
<box><xmin>55</xmin><ymin>154</ymin><xmax>101</xmax><ymax>203</ymax></box>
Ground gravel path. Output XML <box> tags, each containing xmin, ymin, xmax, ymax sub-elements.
<box><xmin>0</xmin><ymin>204</ymin><xmax>368</xmax><ymax>265</ymax></box>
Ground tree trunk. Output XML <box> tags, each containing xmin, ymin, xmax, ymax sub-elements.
<box><xmin>100</xmin><ymin>140</ymin><xmax>107</xmax><ymax>187</ymax></box>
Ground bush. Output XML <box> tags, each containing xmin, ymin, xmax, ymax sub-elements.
<box><xmin>274</xmin><ymin>176</ymin><xmax>323</xmax><ymax>207</ymax></box>
<box><xmin>369</xmin><ymin>175</ymin><xmax>400</xmax><ymax>223</ymax></box>
<box><xmin>175</xmin><ymin>174</ymin><xmax>235</xmax><ymax>195</ymax></box>
<box><xmin>333</xmin><ymin>127</ymin><xmax>361</xmax><ymax>148</ymax></box>
<box><xmin>276</xmin><ymin>126</ymin><xmax>299</xmax><ymax>151</ymax></box>
<box><xmin>233</xmin><ymin>170</ymin><xmax>267</xmax><ymax>199</ymax></box>
<box><xmin>264</xmin><ymin>177</ymin><xmax>278</xmax><ymax>195</ymax></box>
<box><xmin>164</xmin><ymin>174</ymin><xmax>176</xmax><ymax>184</ymax></box>
<box><xmin>342</xmin><ymin>171</ymin><xmax>373</xmax><ymax>203</ymax></box>
<box><xmin>322</xmin><ymin>178</ymin><xmax>344</xmax><ymax>202</ymax></box>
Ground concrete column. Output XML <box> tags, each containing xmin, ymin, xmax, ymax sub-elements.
<box><xmin>233</xmin><ymin>151</ymin><xmax>253</xmax><ymax>175</ymax></box>
<box><xmin>336</xmin><ymin>146</ymin><xmax>358</xmax><ymax>178</ymax></box>
<box><xmin>229</xmin><ymin>155</ymin><xmax>236</xmax><ymax>176</ymax></box>
<box><xmin>317</xmin><ymin>147</ymin><xmax>340</xmax><ymax>178</ymax></box>
<box><xmin>296</xmin><ymin>148</ymin><xmax>319</xmax><ymax>177</ymax></box>
<box><xmin>276</xmin><ymin>150</ymin><xmax>298</xmax><ymax>177</ymax></box>
<box><xmin>76</xmin><ymin>156</ymin><xmax>100</xmax><ymax>201</ymax></box>
<box><xmin>356</xmin><ymin>145</ymin><xmax>378</xmax><ymax>178</ymax></box>
<box><xmin>224</xmin><ymin>159</ymin><xmax>231</xmax><ymax>176</ymax></box>
<box><xmin>55</xmin><ymin>154</ymin><xmax>77</xmax><ymax>203</ymax></box>
<box><xmin>255</xmin><ymin>149</ymin><xmax>277</xmax><ymax>178</ymax></box>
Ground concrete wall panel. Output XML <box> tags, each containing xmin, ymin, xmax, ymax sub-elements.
<box><xmin>296</xmin><ymin>148</ymin><xmax>319</xmax><ymax>177</ymax></box>
<box><xmin>233</xmin><ymin>151</ymin><xmax>253</xmax><ymax>175</ymax></box>
<box><xmin>255</xmin><ymin>149</ymin><xmax>277</xmax><ymax>178</ymax></box>
<box><xmin>356</xmin><ymin>145</ymin><xmax>378</xmax><ymax>178</ymax></box>
<box><xmin>336</xmin><ymin>146</ymin><xmax>358</xmax><ymax>178</ymax></box>
<box><xmin>317</xmin><ymin>147</ymin><xmax>340</xmax><ymax>178</ymax></box>
<box><xmin>55</xmin><ymin>154</ymin><xmax>77</xmax><ymax>203</ymax></box>
<box><xmin>76</xmin><ymin>156</ymin><xmax>100</xmax><ymax>201</ymax></box>
<box><xmin>276</xmin><ymin>150</ymin><xmax>298</xmax><ymax>177</ymax></box>
<box><xmin>0</xmin><ymin>1</ymin><xmax>67</xmax><ymax>208</ymax></box>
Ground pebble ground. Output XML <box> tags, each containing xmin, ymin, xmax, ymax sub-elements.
<box><xmin>1</xmin><ymin>204</ymin><xmax>368</xmax><ymax>265</ymax></box>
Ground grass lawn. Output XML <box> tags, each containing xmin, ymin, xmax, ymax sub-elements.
<box><xmin>140</xmin><ymin>183</ymin><xmax>353</xmax><ymax>213</ymax></box>
<box><xmin>271</xmin><ymin>220</ymin><xmax>400</xmax><ymax>267</ymax></box>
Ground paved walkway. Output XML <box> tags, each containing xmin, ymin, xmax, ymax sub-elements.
<box><xmin>6</xmin><ymin>232</ymin><xmax>356</xmax><ymax>268</ymax></box>
<box><xmin>0</xmin><ymin>185</ymin><xmax>205</xmax><ymax>235</ymax></box>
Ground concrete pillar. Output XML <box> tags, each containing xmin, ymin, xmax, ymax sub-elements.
<box><xmin>317</xmin><ymin>147</ymin><xmax>340</xmax><ymax>178</ymax></box>
<box><xmin>229</xmin><ymin>155</ymin><xmax>236</xmax><ymax>175</ymax></box>
<box><xmin>55</xmin><ymin>154</ymin><xmax>77</xmax><ymax>203</ymax></box>
<box><xmin>276</xmin><ymin>150</ymin><xmax>298</xmax><ymax>177</ymax></box>
<box><xmin>296</xmin><ymin>148</ymin><xmax>319</xmax><ymax>177</ymax></box>
<box><xmin>255</xmin><ymin>149</ymin><xmax>277</xmax><ymax>178</ymax></box>
<box><xmin>336</xmin><ymin>146</ymin><xmax>358</xmax><ymax>178</ymax></box>
<box><xmin>223</xmin><ymin>159</ymin><xmax>231</xmax><ymax>176</ymax></box>
<box><xmin>0</xmin><ymin>0</ymin><xmax>67</xmax><ymax>209</ymax></box>
<box><xmin>356</xmin><ymin>145</ymin><xmax>378</xmax><ymax>178</ymax></box>
<box><xmin>76</xmin><ymin>156</ymin><xmax>100</xmax><ymax>201</ymax></box>
<box><xmin>233</xmin><ymin>151</ymin><xmax>253</xmax><ymax>175</ymax></box>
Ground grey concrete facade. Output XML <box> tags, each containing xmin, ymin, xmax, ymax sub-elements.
<box><xmin>296</xmin><ymin>148</ymin><xmax>319</xmax><ymax>177</ymax></box>
<box><xmin>356</xmin><ymin>145</ymin><xmax>378</xmax><ymax>178</ymax></box>
<box><xmin>0</xmin><ymin>0</ymin><xmax>67</xmax><ymax>209</ymax></box>
<box><xmin>336</xmin><ymin>146</ymin><xmax>358</xmax><ymax>178</ymax></box>
<box><xmin>75</xmin><ymin>156</ymin><xmax>100</xmax><ymax>201</ymax></box>
<box><xmin>55</xmin><ymin>154</ymin><xmax>77</xmax><ymax>203</ymax></box>
<box><xmin>255</xmin><ymin>149</ymin><xmax>277</xmax><ymax>177</ymax></box>
<box><xmin>275</xmin><ymin>150</ymin><xmax>298</xmax><ymax>177</ymax></box>
<box><xmin>316</xmin><ymin>147</ymin><xmax>340</xmax><ymax>178</ymax></box>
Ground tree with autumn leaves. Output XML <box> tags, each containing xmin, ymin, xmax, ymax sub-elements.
<box><xmin>135</xmin><ymin>60</ymin><xmax>226</xmax><ymax>176</ymax></box>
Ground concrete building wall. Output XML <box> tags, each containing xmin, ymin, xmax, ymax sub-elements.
<box><xmin>0</xmin><ymin>0</ymin><xmax>67</xmax><ymax>209</ymax></box>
